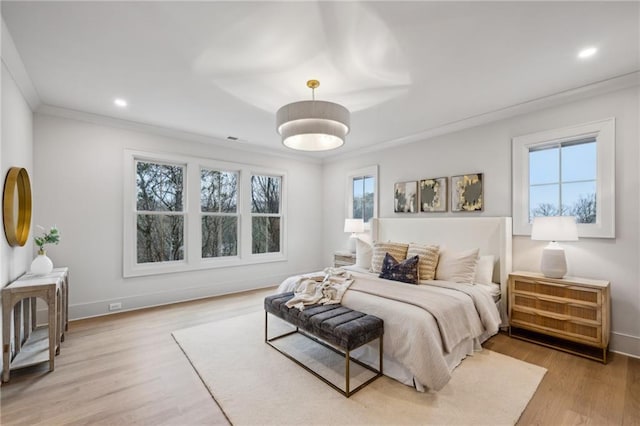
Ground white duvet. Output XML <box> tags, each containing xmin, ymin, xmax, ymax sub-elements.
<box><xmin>276</xmin><ymin>267</ymin><xmax>501</xmax><ymax>391</ymax></box>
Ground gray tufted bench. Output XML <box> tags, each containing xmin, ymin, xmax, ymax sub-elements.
<box><xmin>264</xmin><ymin>292</ymin><xmax>383</xmax><ymax>397</ymax></box>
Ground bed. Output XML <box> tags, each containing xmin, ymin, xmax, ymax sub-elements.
<box><xmin>277</xmin><ymin>217</ymin><xmax>512</xmax><ymax>391</ymax></box>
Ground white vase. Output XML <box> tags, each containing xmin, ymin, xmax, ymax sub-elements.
<box><xmin>31</xmin><ymin>250</ymin><xmax>53</xmax><ymax>275</ymax></box>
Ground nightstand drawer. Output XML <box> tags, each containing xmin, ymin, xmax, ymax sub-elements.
<box><xmin>513</xmin><ymin>293</ymin><xmax>601</xmax><ymax>323</ymax></box>
<box><xmin>512</xmin><ymin>277</ymin><xmax>601</xmax><ymax>305</ymax></box>
<box><xmin>511</xmin><ymin>308</ymin><xmax>601</xmax><ymax>344</ymax></box>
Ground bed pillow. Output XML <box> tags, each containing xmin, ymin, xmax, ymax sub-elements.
<box><xmin>355</xmin><ymin>239</ymin><xmax>373</xmax><ymax>269</ymax></box>
<box><xmin>370</xmin><ymin>242</ymin><xmax>409</xmax><ymax>273</ymax></box>
<box><xmin>407</xmin><ymin>243</ymin><xmax>440</xmax><ymax>280</ymax></box>
<box><xmin>379</xmin><ymin>253</ymin><xmax>419</xmax><ymax>284</ymax></box>
<box><xmin>474</xmin><ymin>255</ymin><xmax>495</xmax><ymax>285</ymax></box>
<box><xmin>435</xmin><ymin>248</ymin><xmax>480</xmax><ymax>284</ymax></box>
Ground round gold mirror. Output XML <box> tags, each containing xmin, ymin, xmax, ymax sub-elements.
<box><xmin>3</xmin><ymin>167</ymin><xmax>32</xmax><ymax>247</ymax></box>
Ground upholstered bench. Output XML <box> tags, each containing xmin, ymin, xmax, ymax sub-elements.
<box><xmin>264</xmin><ymin>292</ymin><xmax>383</xmax><ymax>397</ymax></box>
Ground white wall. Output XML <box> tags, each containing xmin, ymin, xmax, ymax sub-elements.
<box><xmin>33</xmin><ymin>113</ymin><xmax>325</xmax><ymax>319</ymax></box>
<box><xmin>0</xmin><ymin>62</ymin><xmax>34</xmax><ymax>370</ymax></box>
<box><xmin>323</xmin><ymin>87</ymin><xmax>640</xmax><ymax>357</ymax></box>
<box><xmin>1</xmin><ymin>63</ymin><xmax>34</xmax><ymax>283</ymax></box>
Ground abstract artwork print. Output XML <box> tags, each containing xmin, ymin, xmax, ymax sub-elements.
<box><xmin>419</xmin><ymin>177</ymin><xmax>447</xmax><ymax>212</ymax></box>
<box><xmin>451</xmin><ymin>174</ymin><xmax>483</xmax><ymax>212</ymax></box>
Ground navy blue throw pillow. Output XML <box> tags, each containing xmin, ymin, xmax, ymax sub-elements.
<box><xmin>379</xmin><ymin>253</ymin><xmax>419</xmax><ymax>284</ymax></box>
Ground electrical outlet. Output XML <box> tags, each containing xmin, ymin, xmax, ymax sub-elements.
<box><xmin>109</xmin><ymin>302</ymin><xmax>122</xmax><ymax>311</ymax></box>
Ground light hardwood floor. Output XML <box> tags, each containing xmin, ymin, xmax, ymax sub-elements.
<box><xmin>1</xmin><ymin>288</ymin><xmax>639</xmax><ymax>425</ymax></box>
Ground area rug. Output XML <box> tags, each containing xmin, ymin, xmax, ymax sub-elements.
<box><xmin>172</xmin><ymin>312</ymin><xmax>546</xmax><ymax>425</ymax></box>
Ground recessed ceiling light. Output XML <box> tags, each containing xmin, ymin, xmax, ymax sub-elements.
<box><xmin>578</xmin><ymin>47</ymin><xmax>598</xmax><ymax>59</ymax></box>
<box><xmin>114</xmin><ymin>98</ymin><xmax>128</xmax><ymax>107</ymax></box>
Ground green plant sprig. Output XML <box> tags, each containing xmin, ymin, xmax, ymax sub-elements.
<box><xmin>34</xmin><ymin>225</ymin><xmax>60</xmax><ymax>251</ymax></box>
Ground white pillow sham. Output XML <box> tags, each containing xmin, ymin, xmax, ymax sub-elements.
<box><xmin>474</xmin><ymin>255</ymin><xmax>495</xmax><ymax>285</ymax></box>
<box><xmin>435</xmin><ymin>248</ymin><xmax>480</xmax><ymax>284</ymax></box>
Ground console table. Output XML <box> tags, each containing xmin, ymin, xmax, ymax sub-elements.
<box><xmin>2</xmin><ymin>267</ymin><xmax>69</xmax><ymax>382</ymax></box>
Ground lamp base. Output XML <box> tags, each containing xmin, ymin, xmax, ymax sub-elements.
<box><xmin>347</xmin><ymin>235</ymin><xmax>357</xmax><ymax>253</ymax></box>
<box><xmin>540</xmin><ymin>242</ymin><xmax>567</xmax><ymax>279</ymax></box>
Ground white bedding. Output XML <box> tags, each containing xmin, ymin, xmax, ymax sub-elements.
<box><xmin>276</xmin><ymin>266</ymin><xmax>501</xmax><ymax>391</ymax></box>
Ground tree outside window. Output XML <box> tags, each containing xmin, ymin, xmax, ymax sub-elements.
<box><xmin>529</xmin><ymin>139</ymin><xmax>596</xmax><ymax>224</ymax></box>
<box><xmin>251</xmin><ymin>175</ymin><xmax>281</xmax><ymax>254</ymax></box>
<box><xmin>352</xmin><ymin>176</ymin><xmax>375</xmax><ymax>223</ymax></box>
<box><xmin>136</xmin><ymin>161</ymin><xmax>185</xmax><ymax>263</ymax></box>
<box><xmin>126</xmin><ymin>151</ymin><xmax>288</xmax><ymax>277</ymax></box>
<box><xmin>201</xmin><ymin>169</ymin><xmax>238</xmax><ymax>258</ymax></box>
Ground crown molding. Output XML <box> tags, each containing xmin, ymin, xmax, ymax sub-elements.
<box><xmin>36</xmin><ymin>104</ymin><xmax>323</xmax><ymax>165</ymax></box>
<box><xmin>1</xmin><ymin>18</ymin><xmax>41</xmax><ymax>110</ymax></box>
<box><xmin>325</xmin><ymin>71</ymin><xmax>640</xmax><ymax>162</ymax></box>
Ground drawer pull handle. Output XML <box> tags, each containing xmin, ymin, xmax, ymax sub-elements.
<box><xmin>532</xmin><ymin>311</ymin><xmax>569</xmax><ymax>321</ymax></box>
<box><xmin>535</xmin><ymin>295</ymin><xmax>568</xmax><ymax>304</ymax></box>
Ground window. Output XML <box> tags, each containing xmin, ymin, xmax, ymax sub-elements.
<box><xmin>251</xmin><ymin>175</ymin><xmax>281</xmax><ymax>254</ymax></box>
<box><xmin>201</xmin><ymin>169</ymin><xmax>238</xmax><ymax>258</ymax></box>
<box><xmin>136</xmin><ymin>160</ymin><xmax>185</xmax><ymax>263</ymax></box>
<box><xmin>346</xmin><ymin>165</ymin><xmax>378</xmax><ymax>226</ymax></box>
<box><xmin>124</xmin><ymin>150</ymin><xmax>286</xmax><ymax>277</ymax></box>
<box><xmin>529</xmin><ymin>139</ymin><xmax>596</xmax><ymax>223</ymax></box>
<box><xmin>512</xmin><ymin>118</ymin><xmax>615</xmax><ymax>238</ymax></box>
<box><xmin>352</xmin><ymin>176</ymin><xmax>375</xmax><ymax>223</ymax></box>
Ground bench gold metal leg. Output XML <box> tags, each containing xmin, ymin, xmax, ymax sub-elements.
<box><xmin>380</xmin><ymin>335</ymin><xmax>384</xmax><ymax>374</ymax></box>
<box><xmin>345</xmin><ymin>349</ymin><xmax>350</xmax><ymax>397</ymax></box>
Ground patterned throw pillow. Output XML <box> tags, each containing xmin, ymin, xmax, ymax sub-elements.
<box><xmin>379</xmin><ymin>253</ymin><xmax>419</xmax><ymax>284</ymax></box>
<box><xmin>407</xmin><ymin>243</ymin><xmax>440</xmax><ymax>280</ymax></box>
<box><xmin>370</xmin><ymin>242</ymin><xmax>409</xmax><ymax>273</ymax></box>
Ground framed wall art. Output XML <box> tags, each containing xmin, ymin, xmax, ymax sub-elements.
<box><xmin>419</xmin><ymin>177</ymin><xmax>447</xmax><ymax>212</ymax></box>
<box><xmin>451</xmin><ymin>173</ymin><xmax>483</xmax><ymax>212</ymax></box>
<box><xmin>394</xmin><ymin>181</ymin><xmax>418</xmax><ymax>213</ymax></box>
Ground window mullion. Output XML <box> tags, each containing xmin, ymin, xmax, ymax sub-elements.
<box><xmin>183</xmin><ymin>160</ymin><xmax>198</xmax><ymax>266</ymax></box>
<box><xmin>558</xmin><ymin>145</ymin><xmax>563</xmax><ymax>214</ymax></box>
<box><xmin>240</xmin><ymin>169</ymin><xmax>252</xmax><ymax>258</ymax></box>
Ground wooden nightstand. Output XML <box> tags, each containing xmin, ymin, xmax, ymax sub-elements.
<box><xmin>508</xmin><ymin>271</ymin><xmax>610</xmax><ymax>363</ymax></box>
<box><xmin>334</xmin><ymin>252</ymin><xmax>356</xmax><ymax>268</ymax></box>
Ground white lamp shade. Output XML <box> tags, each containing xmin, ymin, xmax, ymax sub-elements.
<box><xmin>531</xmin><ymin>216</ymin><xmax>578</xmax><ymax>241</ymax></box>
<box><xmin>277</xmin><ymin>100</ymin><xmax>350</xmax><ymax>151</ymax></box>
<box><xmin>344</xmin><ymin>218</ymin><xmax>365</xmax><ymax>234</ymax></box>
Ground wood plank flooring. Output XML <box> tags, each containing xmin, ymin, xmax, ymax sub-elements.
<box><xmin>1</xmin><ymin>288</ymin><xmax>639</xmax><ymax>425</ymax></box>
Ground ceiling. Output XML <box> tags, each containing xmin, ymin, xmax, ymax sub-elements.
<box><xmin>2</xmin><ymin>1</ymin><xmax>638</xmax><ymax>159</ymax></box>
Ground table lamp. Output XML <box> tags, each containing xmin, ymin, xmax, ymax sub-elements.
<box><xmin>531</xmin><ymin>216</ymin><xmax>578</xmax><ymax>278</ymax></box>
<box><xmin>344</xmin><ymin>218</ymin><xmax>364</xmax><ymax>253</ymax></box>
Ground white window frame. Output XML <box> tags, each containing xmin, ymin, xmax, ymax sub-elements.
<box><xmin>346</xmin><ymin>165</ymin><xmax>378</xmax><ymax>230</ymax></box>
<box><xmin>200</xmin><ymin>167</ymin><xmax>240</xmax><ymax>260</ymax></box>
<box><xmin>249</xmin><ymin>173</ymin><xmax>284</xmax><ymax>256</ymax></box>
<box><xmin>134</xmin><ymin>157</ymin><xmax>187</xmax><ymax>265</ymax></box>
<box><xmin>124</xmin><ymin>150</ymin><xmax>287</xmax><ymax>277</ymax></box>
<box><xmin>512</xmin><ymin>118</ymin><xmax>615</xmax><ymax>238</ymax></box>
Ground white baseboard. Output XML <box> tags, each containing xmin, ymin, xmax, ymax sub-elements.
<box><xmin>35</xmin><ymin>271</ymin><xmax>301</xmax><ymax>323</ymax></box>
<box><xmin>610</xmin><ymin>331</ymin><xmax>640</xmax><ymax>359</ymax></box>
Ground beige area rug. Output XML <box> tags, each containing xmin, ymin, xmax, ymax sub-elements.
<box><xmin>172</xmin><ymin>312</ymin><xmax>546</xmax><ymax>425</ymax></box>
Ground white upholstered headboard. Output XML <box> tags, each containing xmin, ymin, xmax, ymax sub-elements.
<box><xmin>371</xmin><ymin>217</ymin><xmax>512</xmax><ymax>325</ymax></box>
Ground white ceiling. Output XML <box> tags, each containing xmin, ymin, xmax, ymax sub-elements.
<box><xmin>2</xmin><ymin>1</ymin><xmax>639</xmax><ymax>158</ymax></box>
